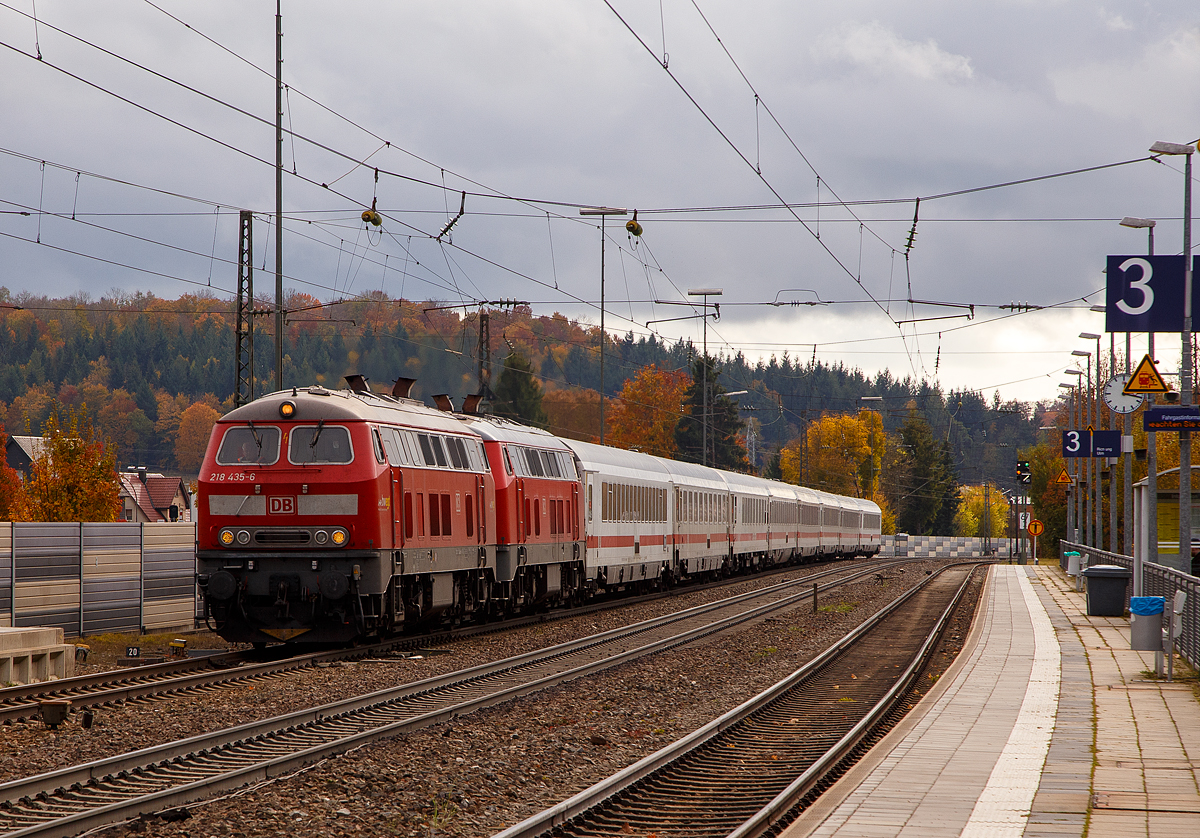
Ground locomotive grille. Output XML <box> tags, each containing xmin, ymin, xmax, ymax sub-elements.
<box><xmin>254</xmin><ymin>530</ymin><xmax>312</xmax><ymax>545</ymax></box>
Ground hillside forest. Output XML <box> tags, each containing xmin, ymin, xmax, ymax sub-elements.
<box><xmin>0</xmin><ymin>287</ymin><xmax>1074</xmax><ymax>535</ymax></box>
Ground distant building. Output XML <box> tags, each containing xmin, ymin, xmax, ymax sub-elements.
<box><xmin>117</xmin><ymin>468</ymin><xmax>193</xmax><ymax>523</ymax></box>
<box><xmin>5</xmin><ymin>435</ymin><xmax>46</xmax><ymax>478</ymax></box>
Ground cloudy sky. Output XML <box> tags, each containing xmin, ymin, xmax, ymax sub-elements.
<box><xmin>2</xmin><ymin>1</ymin><xmax>1198</xmax><ymax>403</ymax></box>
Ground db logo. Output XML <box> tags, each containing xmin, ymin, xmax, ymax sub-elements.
<box><xmin>269</xmin><ymin>496</ymin><xmax>296</xmax><ymax>514</ymax></box>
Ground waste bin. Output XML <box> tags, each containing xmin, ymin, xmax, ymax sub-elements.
<box><xmin>1065</xmin><ymin>551</ymin><xmax>1081</xmax><ymax>577</ymax></box>
<box><xmin>1130</xmin><ymin>596</ymin><xmax>1165</xmax><ymax>651</ymax></box>
<box><xmin>1081</xmin><ymin>565</ymin><xmax>1132</xmax><ymax>617</ymax></box>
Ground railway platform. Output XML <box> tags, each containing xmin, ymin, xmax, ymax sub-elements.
<box><xmin>780</xmin><ymin>563</ymin><xmax>1200</xmax><ymax>838</ymax></box>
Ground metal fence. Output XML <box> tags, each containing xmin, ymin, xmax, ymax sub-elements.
<box><xmin>0</xmin><ymin>522</ymin><xmax>196</xmax><ymax>638</ymax></box>
<box><xmin>1060</xmin><ymin>540</ymin><xmax>1199</xmax><ymax>672</ymax></box>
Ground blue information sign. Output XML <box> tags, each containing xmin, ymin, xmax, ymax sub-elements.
<box><xmin>1092</xmin><ymin>430</ymin><xmax>1122</xmax><ymax>457</ymax></box>
<box><xmin>1144</xmin><ymin>407</ymin><xmax>1200</xmax><ymax>431</ymax></box>
<box><xmin>1062</xmin><ymin>429</ymin><xmax>1122</xmax><ymax>457</ymax></box>
<box><xmin>1104</xmin><ymin>255</ymin><xmax>1200</xmax><ymax>333</ymax></box>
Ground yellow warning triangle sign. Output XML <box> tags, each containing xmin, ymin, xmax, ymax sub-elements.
<box><xmin>1055</xmin><ymin>467</ymin><xmax>1071</xmax><ymax>485</ymax></box>
<box><xmin>1125</xmin><ymin>354</ymin><xmax>1170</xmax><ymax>394</ymax></box>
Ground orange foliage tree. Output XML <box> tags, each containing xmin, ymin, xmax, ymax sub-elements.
<box><xmin>21</xmin><ymin>406</ymin><xmax>120</xmax><ymax>522</ymax></box>
<box><xmin>0</xmin><ymin>427</ymin><xmax>26</xmax><ymax>520</ymax></box>
<box><xmin>176</xmin><ymin>403</ymin><xmax>222</xmax><ymax>474</ymax></box>
<box><xmin>607</xmin><ymin>364</ymin><xmax>690</xmax><ymax>458</ymax></box>
<box><xmin>543</xmin><ymin>388</ymin><xmax>601</xmax><ymax>443</ymax></box>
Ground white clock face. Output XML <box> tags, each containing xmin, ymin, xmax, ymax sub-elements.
<box><xmin>1103</xmin><ymin>373</ymin><xmax>1144</xmax><ymax>414</ymax></box>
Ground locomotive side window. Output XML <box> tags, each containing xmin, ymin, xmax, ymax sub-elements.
<box><xmin>404</xmin><ymin>493</ymin><xmax>414</xmax><ymax>539</ymax></box>
<box><xmin>466</xmin><ymin>494</ymin><xmax>475</xmax><ymax>536</ymax></box>
<box><xmin>289</xmin><ymin>425</ymin><xmax>353</xmax><ymax>465</ymax></box>
<box><xmin>446</xmin><ymin>437</ymin><xmax>467</xmax><ymax>469</ymax></box>
<box><xmin>216</xmin><ymin>425</ymin><xmax>281</xmax><ymax>465</ymax></box>
<box><xmin>441</xmin><ymin>494</ymin><xmax>452</xmax><ymax>536</ymax></box>
<box><xmin>372</xmin><ymin>429</ymin><xmax>387</xmax><ymax>463</ymax></box>
<box><xmin>524</xmin><ymin>448</ymin><xmax>544</xmax><ymax>477</ymax></box>
<box><xmin>422</xmin><ymin>434</ymin><xmax>441</xmax><ymax>465</ymax></box>
<box><xmin>378</xmin><ymin>429</ymin><xmax>400</xmax><ymax>465</ymax></box>
<box><xmin>502</xmin><ymin>446</ymin><xmax>514</xmax><ymax>475</ymax></box>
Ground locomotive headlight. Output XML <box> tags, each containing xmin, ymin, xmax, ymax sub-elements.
<box><xmin>219</xmin><ymin>529</ymin><xmax>235</xmax><ymax>546</ymax></box>
<box><xmin>279</xmin><ymin>400</ymin><xmax>296</xmax><ymax>419</ymax></box>
<box><xmin>314</xmin><ymin>530</ymin><xmax>329</xmax><ymax>545</ymax></box>
<box><xmin>330</xmin><ymin>528</ymin><xmax>348</xmax><ymax>546</ymax></box>
<box><xmin>236</xmin><ymin>530</ymin><xmax>251</xmax><ymax>545</ymax></box>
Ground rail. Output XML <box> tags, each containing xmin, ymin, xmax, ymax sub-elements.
<box><xmin>1060</xmin><ymin>541</ymin><xmax>1199</xmax><ymax>672</ymax></box>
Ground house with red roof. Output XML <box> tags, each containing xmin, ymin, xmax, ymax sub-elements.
<box><xmin>117</xmin><ymin>468</ymin><xmax>193</xmax><ymax>523</ymax></box>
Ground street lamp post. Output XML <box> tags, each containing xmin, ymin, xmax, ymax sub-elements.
<box><xmin>1071</xmin><ymin>349</ymin><xmax>1093</xmax><ymax>546</ymax></box>
<box><xmin>1090</xmin><ymin>304</ymin><xmax>1120</xmax><ymax>554</ymax></box>
<box><xmin>1120</xmin><ymin>216</ymin><xmax>1157</xmax><ymax>561</ymax></box>
<box><xmin>688</xmin><ymin>288</ymin><xmax>723</xmax><ymax>467</ymax></box>
<box><xmin>1081</xmin><ymin>333</ymin><xmax>1103</xmax><ymax>549</ymax></box>
<box><xmin>1065</xmin><ymin>369</ymin><xmax>1084</xmax><ymax>544</ymax></box>
<box><xmin>1150</xmin><ymin>141</ymin><xmax>1194</xmax><ymax>572</ymax></box>
<box><xmin>579</xmin><ymin>207</ymin><xmax>628</xmax><ymax>446</ymax></box>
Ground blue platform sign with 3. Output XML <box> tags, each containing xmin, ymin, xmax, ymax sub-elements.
<box><xmin>1105</xmin><ymin>255</ymin><xmax>1200</xmax><ymax>333</ymax></box>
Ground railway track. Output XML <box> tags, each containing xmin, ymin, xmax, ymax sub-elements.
<box><xmin>0</xmin><ymin>559</ymin><xmax>897</xmax><ymax>728</ymax></box>
<box><xmin>0</xmin><ymin>561</ymin><xmax>897</xmax><ymax>837</ymax></box>
<box><xmin>493</xmin><ymin>562</ymin><xmax>980</xmax><ymax>838</ymax></box>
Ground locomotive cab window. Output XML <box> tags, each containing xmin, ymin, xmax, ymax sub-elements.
<box><xmin>217</xmin><ymin>425</ymin><xmax>281</xmax><ymax>465</ymax></box>
<box><xmin>289</xmin><ymin>425</ymin><xmax>353</xmax><ymax>464</ymax></box>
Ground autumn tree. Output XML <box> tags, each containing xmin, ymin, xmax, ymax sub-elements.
<box><xmin>0</xmin><ymin>426</ymin><xmax>26</xmax><ymax>520</ymax></box>
<box><xmin>176</xmin><ymin>403</ymin><xmax>222</xmax><ymax>474</ymax></box>
<box><xmin>607</xmin><ymin>364</ymin><xmax>689</xmax><ymax>458</ymax></box>
<box><xmin>21</xmin><ymin>406</ymin><xmax>120</xmax><ymax>522</ymax></box>
<box><xmin>493</xmin><ymin>351</ymin><xmax>548</xmax><ymax>429</ymax></box>
<box><xmin>953</xmin><ymin>484</ymin><xmax>1009</xmax><ymax>540</ymax></box>
<box><xmin>803</xmin><ymin>412</ymin><xmax>873</xmax><ymax>497</ymax></box>
<box><xmin>542</xmin><ymin>388</ymin><xmax>601</xmax><ymax>443</ymax></box>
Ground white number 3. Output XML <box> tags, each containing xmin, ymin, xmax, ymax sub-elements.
<box><xmin>1117</xmin><ymin>257</ymin><xmax>1154</xmax><ymax>316</ymax></box>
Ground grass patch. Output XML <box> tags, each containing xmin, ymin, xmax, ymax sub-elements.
<box><xmin>818</xmin><ymin>602</ymin><xmax>855</xmax><ymax>614</ymax></box>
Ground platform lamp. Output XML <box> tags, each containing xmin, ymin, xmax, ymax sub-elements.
<box><xmin>1065</xmin><ymin>369</ymin><xmax>1085</xmax><ymax>545</ymax></box>
<box><xmin>1149</xmin><ymin>140</ymin><xmax>1193</xmax><ymax>573</ymax></box>
<box><xmin>1120</xmin><ymin>216</ymin><xmax>1157</xmax><ymax>567</ymax></box>
<box><xmin>1089</xmin><ymin>306</ymin><xmax>1122</xmax><ymax>554</ymax></box>
<box><xmin>579</xmin><ymin>207</ymin><xmax>628</xmax><ymax>446</ymax></box>
<box><xmin>1070</xmin><ymin>351</ymin><xmax>1092</xmax><ymax>546</ymax></box>
<box><xmin>1080</xmin><ymin>332</ymin><xmax>1105</xmax><ymax>551</ymax></box>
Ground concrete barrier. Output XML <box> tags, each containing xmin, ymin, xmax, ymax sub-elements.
<box><xmin>0</xmin><ymin>627</ymin><xmax>75</xmax><ymax>685</ymax></box>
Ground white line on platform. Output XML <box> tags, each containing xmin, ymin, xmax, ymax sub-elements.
<box><xmin>959</xmin><ymin>569</ymin><xmax>1061</xmax><ymax>837</ymax></box>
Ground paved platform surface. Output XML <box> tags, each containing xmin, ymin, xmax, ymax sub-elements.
<box><xmin>780</xmin><ymin>563</ymin><xmax>1200</xmax><ymax>838</ymax></box>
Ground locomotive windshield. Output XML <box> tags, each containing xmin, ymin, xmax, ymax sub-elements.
<box><xmin>216</xmin><ymin>425</ymin><xmax>281</xmax><ymax>465</ymax></box>
<box><xmin>289</xmin><ymin>424</ymin><xmax>353</xmax><ymax>464</ymax></box>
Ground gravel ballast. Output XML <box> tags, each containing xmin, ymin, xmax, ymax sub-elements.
<box><xmin>0</xmin><ymin>560</ymin><xmax>972</xmax><ymax>837</ymax></box>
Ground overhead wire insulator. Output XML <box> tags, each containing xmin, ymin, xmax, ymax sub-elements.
<box><xmin>626</xmin><ymin>209</ymin><xmax>643</xmax><ymax>237</ymax></box>
<box><xmin>362</xmin><ymin>196</ymin><xmax>382</xmax><ymax>227</ymax></box>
